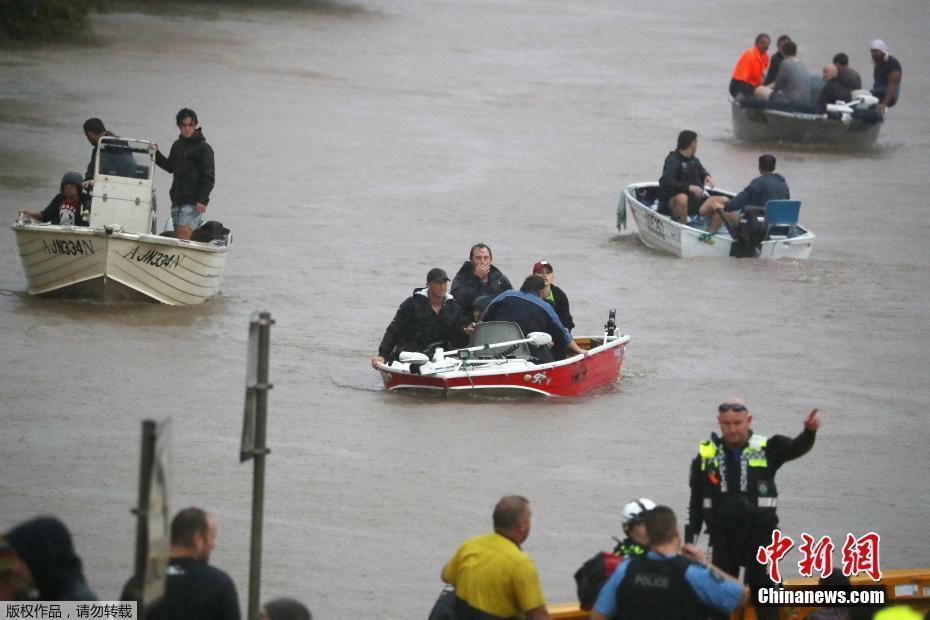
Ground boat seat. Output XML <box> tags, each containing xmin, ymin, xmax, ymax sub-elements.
<box><xmin>468</xmin><ymin>321</ymin><xmax>531</xmax><ymax>360</ymax></box>
<box><xmin>765</xmin><ymin>199</ymin><xmax>801</xmax><ymax>238</ymax></box>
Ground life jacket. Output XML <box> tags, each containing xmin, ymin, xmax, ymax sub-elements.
<box><xmin>574</xmin><ymin>538</ymin><xmax>646</xmax><ymax>610</ymax></box>
<box><xmin>615</xmin><ymin>554</ymin><xmax>707</xmax><ymax>620</ymax></box>
<box><xmin>697</xmin><ymin>433</ymin><xmax>778</xmax><ymax>529</ymax></box>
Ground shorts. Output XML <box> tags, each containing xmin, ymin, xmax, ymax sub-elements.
<box><xmin>171</xmin><ymin>203</ymin><xmax>203</xmax><ymax>229</ymax></box>
<box><xmin>658</xmin><ymin>194</ymin><xmax>703</xmax><ymax>217</ymax></box>
<box><xmin>729</xmin><ymin>78</ymin><xmax>756</xmax><ymax>98</ymax></box>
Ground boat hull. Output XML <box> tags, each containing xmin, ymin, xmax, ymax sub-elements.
<box><xmin>621</xmin><ymin>183</ymin><xmax>815</xmax><ymax>259</ymax></box>
<box><xmin>12</xmin><ymin>224</ymin><xmax>230</xmax><ymax>305</ymax></box>
<box><xmin>731</xmin><ymin>99</ymin><xmax>882</xmax><ymax>146</ymax></box>
<box><xmin>377</xmin><ymin>335</ymin><xmax>629</xmax><ymax>397</ymax></box>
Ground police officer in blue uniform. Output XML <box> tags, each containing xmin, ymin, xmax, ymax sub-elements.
<box><xmin>686</xmin><ymin>397</ymin><xmax>821</xmax><ymax>618</ymax></box>
<box><xmin>592</xmin><ymin>505</ymin><xmax>748</xmax><ymax>619</ymax></box>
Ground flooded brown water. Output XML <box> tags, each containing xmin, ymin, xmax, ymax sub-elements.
<box><xmin>1</xmin><ymin>1</ymin><xmax>929</xmax><ymax>616</ymax></box>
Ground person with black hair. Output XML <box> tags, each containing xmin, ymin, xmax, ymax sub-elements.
<box><xmin>155</xmin><ymin>108</ymin><xmax>216</xmax><ymax>240</ymax></box>
<box><xmin>657</xmin><ymin>130</ymin><xmax>728</xmax><ymax>224</ymax></box>
<box><xmin>591</xmin><ymin>506</ymin><xmax>747</xmax><ymax>620</ymax></box>
<box><xmin>705</xmin><ymin>154</ymin><xmax>790</xmax><ymax>233</ymax></box>
<box><xmin>142</xmin><ymin>507</ymin><xmax>241</xmax><ymax>620</ymax></box>
<box><xmin>481</xmin><ymin>275</ymin><xmax>585</xmax><ymax>361</ymax></box>
<box><xmin>82</xmin><ymin>117</ymin><xmax>128</xmax><ymax>188</ymax></box>
<box><xmin>3</xmin><ymin>516</ymin><xmax>97</xmax><ymax>601</ymax></box>
<box><xmin>763</xmin><ymin>35</ymin><xmax>792</xmax><ymax>86</ymax></box>
<box><xmin>833</xmin><ymin>52</ymin><xmax>862</xmax><ymax>91</ymax></box>
<box><xmin>450</xmin><ymin>243</ymin><xmax>513</xmax><ymax>321</ymax></box>
<box><xmin>756</xmin><ymin>40</ymin><xmax>811</xmax><ymax>105</ymax></box>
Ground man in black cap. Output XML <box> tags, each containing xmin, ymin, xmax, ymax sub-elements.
<box><xmin>19</xmin><ymin>172</ymin><xmax>91</xmax><ymax>226</ymax></box>
<box><xmin>371</xmin><ymin>268</ymin><xmax>469</xmax><ymax>368</ymax></box>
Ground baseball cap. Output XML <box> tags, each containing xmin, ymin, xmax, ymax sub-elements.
<box><xmin>532</xmin><ymin>260</ymin><xmax>553</xmax><ymax>273</ymax></box>
<box><xmin>426</xmin><ymin>268</ymin><xmax>450</xmax><ymax>283</ymax></box>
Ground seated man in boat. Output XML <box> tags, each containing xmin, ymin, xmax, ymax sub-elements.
<box><xmin>451</xmin><ymin>243</ymin><xmax>513</xmax><ymax>321</ymax></box>
<box><xmin>657</xmin><ymin>130</ymin><xmax>728</xmax><ymax>225</ymax></box>
<box><xmin>481</xmin><ymin>275</ymin><xmax>585</xmax><ymax>362</ymax></box>
<box><xmin>532</xmin><ymin>260</ymin><xmax>574</xmax><ymax>332</ymax></box>
<box><xmin>371</xmin><ymin>268</ymin><xmax>468</xmax><ymax>368</ymax></box>
<box><xmin>729</xmin><ymin>33</ymin><xmax>770</xmax><ymax>100</ymax></box>
<box><xmin>817</xmin><ymin>64</ymin><xmax>853</xmax><ymax>109</ymax></box>
<box><xmin>18</xmin><ymin>172</ymin><xmax>90</xmax><ymax>227</ymax></box>
<box><xmin>754</xmin><ymin>40</ymin><xmax>811</xmax><ymax>106</ymax></box>
<box><xmin>832</xmin><ymin>52</ymin><xmax>862</xmax><ymax>91</ymax></box>
<box><xmin>706</xmin><ymin>154</ymin><xmax>789</xmax><ymax>233</ymax></box>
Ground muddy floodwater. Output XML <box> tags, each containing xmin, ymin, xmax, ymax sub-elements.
<box><xmin>1</xmin><ymin>1</ymin><xmax>929</xmax><ymax>617</ymax></box>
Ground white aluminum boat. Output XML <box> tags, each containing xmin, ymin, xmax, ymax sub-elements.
<box><xmin>12</xmin><ymin>137</ymin><xmax>231</xmax><ymax>304</ymax></box>
<box><xmin>617</xmin><ymin>182</ymin><xmax>815</xmax><ymax>259</ymax></box>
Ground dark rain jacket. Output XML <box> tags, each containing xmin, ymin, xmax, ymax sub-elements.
<box><xmin>84</xmin><ymin>130</ymin><xmax>117</xmax><ymax>181</ymax></box>
<box><xmin>6</xmin><ymin>516</ymin><xmax>98</xmax><ymax>601</ymax></box>
<box><xmin>481</xmin><ymin>290</ymin><xmax>571</xmax><ymax>351</ymax></box>
<box><xmin>658</xmin><ymin>151</ymin><xmax>709</xmax><ymax>203</ymax></box>
<box><xmin>378</xmin><ymin>288</ymin><xmax>468</xmax><ymax>359</ymax></box>
<box><xmin>686</xmin><ymin>428</ymin><xmax>816</xmax><ymax>544</ymax></box>
<box><xmin>450</xmin><ymin>261</ymin><xmax>513</xmax><ymax>318</ymax></box>
<box><xmin>155</xmin><ymin>128</ymin><xmax>215</xmax><ymax>207</ymax></box>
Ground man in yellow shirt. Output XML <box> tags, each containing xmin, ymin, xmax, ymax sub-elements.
<box><xmin>441</xmin><ymin>496</ymin><xmax>551</xmax><ymax>619</ymax></box>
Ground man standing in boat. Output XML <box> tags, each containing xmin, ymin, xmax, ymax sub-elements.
<box><xmin>155</xmin><ymin>108</ymin><xmax>215</xmax><ymax>241</ymax></box>
<box><xmin>371</xmin><ymin>268</ymin><xmax>468</xmax><ymax>368</ymax></box>
<box><xmin>657</xmin><ymin>130</ymin><xmax>728</xmax><ymax>225</ymax></box>
<box><xmin>451</xmin><ymin>243</ymin><xmax>513</xmax><ymax>322</ymax></box>
<box><xmin>686</xmin><ymin>398</ymin><xmax>821</xmax><ymax>619</ymax></box>
<box><xmin>869</xmin><ymin>39</ymin><xmax>903</xmax><ymax>113</ymax></box>
<box><xmin>19</xmin><ymin>172</ymin><xmax>90</xmax><ymax>226</ymax></box>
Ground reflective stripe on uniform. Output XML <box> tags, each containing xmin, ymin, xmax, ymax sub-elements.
<box><xmin>757</xmin><ymin>497</ymin><xmax>777</xmax><ymax>507</ymax></box>
<box><xmin>703</xmin><ymin>498</ymin><xmax>712</xmax><ymax>508</ymax></box>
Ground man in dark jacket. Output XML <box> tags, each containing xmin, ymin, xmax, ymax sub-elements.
<box><xmin>707</xmin><ymin>154</ymin><xmax>789</xmax><ymax>233</ymax></box>
<box><xmin>833</xmin><ymin>52</ymin><xmax>862</xmax><ymax>91</ymax></box>
<box><xmin>818</xmin><ymin>64</ymin><xmax>853</xmax><ymax>109</ymax></box>
<box><xmin>532</xmin><ymin>260</ymin><xmax>573</xmax><ymax>332</ymax></box>
<box><xmin>686</xmin><ymin>398</ymin><xmax>820</xmax><ymax>618</ymax></box>
<box><xmin>155</xmin><ymin>108</ymin><xmax>215</xmax><ymax>240</ymax></box>
<box><xmin>371</xmin><ymin>268</ymin><xmax>468</xmax><ymax>367</ymax></box>
<box><xmin>450</xmin><ymin>243</ymin><xmax>513</xmax><ymax>321</ymax></box>
<box><xmin>144</xmin><ymin>508</ymin><xmax>240</xmax><ymax>620</ymax></box>
<box><xmin>82</xmin><ymin>117</ymin><xmax>116</xmax><ymax>188</ymax></box>
<box><xmin>4</xmin><ymin>516</ymin><xmax>97</xmax><ymax>601</ymax></box>
<box><xmin>482</xmin><ymin>276</ymin><xmax>585</xmax><ymax>362</ymax></box>
<box><xmin>658</xmin><ymin>131</ymin><xmax>728</xmax><ymax>224</ymax></box>
<box><xmin>19</xmin><ymin>172</ymin><xmax>91</xmax><ymax>226</ymax></box>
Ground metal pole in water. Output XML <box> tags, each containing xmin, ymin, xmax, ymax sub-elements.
<box><xmin>244</xmin><ymin>311</ymin><xmax>274</xmax><ymax>620</ymax></box>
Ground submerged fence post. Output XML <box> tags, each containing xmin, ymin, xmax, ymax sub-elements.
<box><xmin>241</xmin><ymin>311</ymin><xmax>274</xmax><ymax>620</ymax></box>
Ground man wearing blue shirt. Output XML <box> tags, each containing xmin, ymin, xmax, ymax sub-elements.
<box><xmin>592</xmin><ymin>506</ymin><xmax>747</xmax><ymax>620</ymax></box>
<box><xmin>482</xmin><ymin>275</ymin><xmax>585</xmax><ymax>362</ymax></box>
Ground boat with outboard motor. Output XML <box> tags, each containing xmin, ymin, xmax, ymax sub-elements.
<box><xmin>375</xmin><ymin>312</ymin><xmax>629</xmax><ymax>397</ymax></box>
<box><xmin>12</xmin><ymin>136</ymin><xmax>231</xmax><ymax>304</ymax></box>
<box><xmin>730</xmin><ymin>89</ymin><xmax>883</xmax><ymax>146</ymax></box>
<box><xmin>617</xmin><ymin>182</ymin><xmax>815</xmax><ymax>259</ymax></box>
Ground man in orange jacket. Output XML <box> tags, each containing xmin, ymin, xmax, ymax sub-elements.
<box><xmin>729</xmin><ymin>34</ymin><xmax>770</xmax><ymax>99</ymax></box>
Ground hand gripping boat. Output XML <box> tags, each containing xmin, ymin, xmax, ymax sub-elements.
<box><xmin>12</xmin><ymin>137</ymin><xmax>231</xmax><ymax>304</ymax></box>
<box><xmin>375</xmin><ymin>312</ymin><xmax>630</xmax><ymax>397</ymax></box>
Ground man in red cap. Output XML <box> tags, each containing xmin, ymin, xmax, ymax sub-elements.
<box><xmin>532</xmin><ymin>260</ymin><xmax>574</xmax><ymax>332</ymax></box>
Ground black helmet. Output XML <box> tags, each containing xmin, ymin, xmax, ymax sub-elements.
<box><xmin>60</xmin><ymin>171</ymin><xmax>83</xmax><ymax>191</ymax></box>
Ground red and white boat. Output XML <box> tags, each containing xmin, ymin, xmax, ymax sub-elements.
<box><xmin>375</xmin><ymin>313</ymin><xmax>630</xmax><ymax>397</ymax></box>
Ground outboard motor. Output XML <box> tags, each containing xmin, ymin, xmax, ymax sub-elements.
<box><xmin>729</xmin><ymin>206</ymin><xmax>767</xmax><ymax>258</ymax></box>
<box><xmin>604</xmin><ymin>309</ymin><xmax>617</xmax><ymax>338</ymax></box>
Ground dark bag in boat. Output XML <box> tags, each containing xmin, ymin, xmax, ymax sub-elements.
<box><xmin>574</xmin><ymin>551</ymin><xmax>621</xmax><ymax>610</ymax></box>
<box><xmin>729</xmin><ymin>205</ymin><xmax>767</xmax><ymax>258</ymax></box>
<box><xmin>427</xmin><ymin>585</ymin><xmax>457</xmax><ymax>620</ymax></box>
